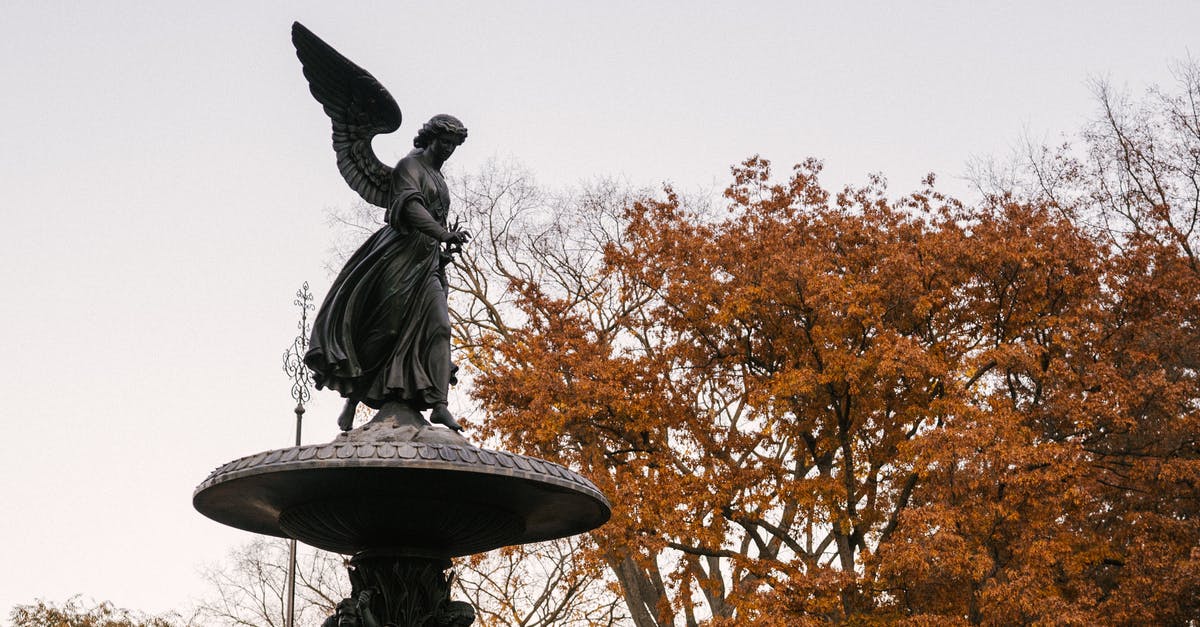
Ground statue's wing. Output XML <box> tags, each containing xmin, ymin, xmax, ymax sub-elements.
<box><xmin>292</xmin><ymin>22</ymin><xmax>401</xmax><ymax>209</ymax></box>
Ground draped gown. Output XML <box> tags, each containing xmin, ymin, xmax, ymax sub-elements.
<box><xmin>304</xmin><ymin>151</ymin><xmax>456</xmax><ymax>410</ymax></box>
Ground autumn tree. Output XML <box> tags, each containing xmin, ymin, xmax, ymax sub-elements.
<box><xmin>927</xmin><ymin>61</ymin><xmax>1200</xmax><ymax>625</ymax></box>
<box><xmin>470</xmin><ymin>159</ymin><xmax>985</xmax><ymax>624</ymax></box>
<box><xmin>466</xmin><ymin>152</ymin><xmax>1197</xmax><ymax>622</ymax></box>
<box><xmin>318</xmin><ymin>73</ymin><xmax>1198</xmax><ymax>622</ymax></box>
<box><xmin>9</xmin><ymin>597</ymin><xmax>190</xmax><ymax>627</ymax></box>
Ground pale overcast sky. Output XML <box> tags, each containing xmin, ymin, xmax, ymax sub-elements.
<box><xmin>1</xmin><ymin>0</ymin><xmax>1196</xmax><ymax>620</ymax></box>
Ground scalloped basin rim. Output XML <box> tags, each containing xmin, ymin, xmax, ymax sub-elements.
<box><xmin>193</xmin><ymin>442</ymin><xmax>611</xmax><ymax>557</ymax></box>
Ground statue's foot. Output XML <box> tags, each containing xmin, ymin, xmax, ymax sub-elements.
<box><xmin>429</xmin><ymin>404</ymin><xmax>463</xmax><ymax>432</ymax></box>
<box><xmin>337</xmin><ymin>400</ymin><xmax>358</xmax><ymax>432</ymax></box>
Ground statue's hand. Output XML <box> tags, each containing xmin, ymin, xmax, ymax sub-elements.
<box><xmin>443</xmin><ymin>230</ymin><xmax>471</xmax><ymax>246</ymax></box>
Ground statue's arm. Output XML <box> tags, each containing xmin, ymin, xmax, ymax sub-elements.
<box><xmin>387</xmin><ymin>161</ymin><xmax>469</xmax><ymax>245</ymax></box>
<box><xmin>386</xmin><ymin>161</ymin><xmax>450</xmax><ymax>241</ymax></box>
<box><xmin>390</xmin><ymin>198</ymin><xmax>453</xmax><ymax>241</ymax></box>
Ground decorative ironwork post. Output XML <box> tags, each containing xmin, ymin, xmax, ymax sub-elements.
<box><xmin>281</xmin><ymin>281</ymin><xmax>314</xmax><ymax>627</ymax></box>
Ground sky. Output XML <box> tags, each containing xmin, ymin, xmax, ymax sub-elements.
<box><xmin>0</xmin><ymin>0</ymin><xmax>1197</xmax><ymax>621</ymax></box>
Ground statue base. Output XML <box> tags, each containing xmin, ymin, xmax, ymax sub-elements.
<box><xmin>337</xmin><ymin>402</ymin><xmax>470</xmax><ymax>446</ymax></box>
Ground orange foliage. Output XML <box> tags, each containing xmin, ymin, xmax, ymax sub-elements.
<box><xmin>469</xmin><ymin>152</ymin><xmax>1198</xmax><ymax>625</ymax></box>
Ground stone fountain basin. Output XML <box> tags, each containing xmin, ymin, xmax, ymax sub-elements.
<box><xmin>193</xmin><ymin>440</ymin><xmax>611</xmax><ymax>557</ymax></box>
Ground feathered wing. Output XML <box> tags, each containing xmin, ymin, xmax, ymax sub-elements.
<box><xmin>292</xmin><ymin>22</ymin><xmax>401</xmax><ymax>208</ymax></box>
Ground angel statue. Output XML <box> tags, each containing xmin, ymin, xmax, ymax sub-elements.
<box><xmin>292</xmin><ymin>22</ymin><xmax>470</xmax><ymax>432</ymax></box>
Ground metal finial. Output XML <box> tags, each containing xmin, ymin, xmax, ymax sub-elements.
<box><xmin>283</xmin><ymin>281</ymin><xmax>315</xmax><ymax>409</ymax></box>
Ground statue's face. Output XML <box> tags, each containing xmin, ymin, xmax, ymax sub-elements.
<box><xmin>428</xmin><ymin>134</ymin><xmax>462</xmax><ymax>162</ymax></box>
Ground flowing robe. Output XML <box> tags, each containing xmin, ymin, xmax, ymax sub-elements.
<box><xmin>304</xmin><ymin>152</ymin><xmax>454</xmax><ymax>409</ymax></box>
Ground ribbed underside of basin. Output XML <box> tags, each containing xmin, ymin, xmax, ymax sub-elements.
<box><xmin>193</xmin><ymin>441</ymin><xmax>610</xmax><ymax>557</ymax></box>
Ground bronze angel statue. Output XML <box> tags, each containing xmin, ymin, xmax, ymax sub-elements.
<box><xmin>293</xmin><ymin>22</ymin><xmax>470</xmax><ymax>432</ymax></box>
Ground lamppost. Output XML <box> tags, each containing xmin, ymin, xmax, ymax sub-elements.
<box><xmin>281</xmin><ymin>281</ymin><xmax>313</xmax><ymax>627</ymax></box>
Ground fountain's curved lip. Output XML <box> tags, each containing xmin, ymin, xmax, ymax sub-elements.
<box><xmin>193</xmin><ymin>439</ymin><xmax>611</xmax><ymax>557</ymax></box>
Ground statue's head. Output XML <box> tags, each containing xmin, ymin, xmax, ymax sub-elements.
<box><xmin>414</xmin><ymin>114</ymin><xmax>468</xmax><ymax>148</ymax></box>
